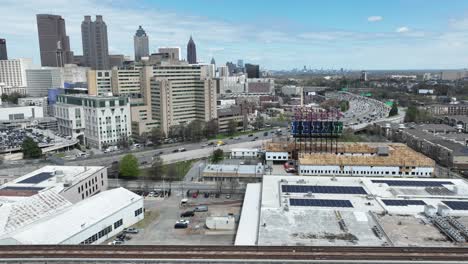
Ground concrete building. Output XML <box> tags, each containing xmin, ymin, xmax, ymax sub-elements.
<box><xmin>62</xmin><ymin>64</ymin><xmax>89</xmax><ymax>84</ymax></box>
<box><xmin>109</xmin><ymin>54</ymin><xmax>125</xmax><ymax>68</ymax></box>
<box><xmin>440</xmin><ymin>70</ymin><xmax>468</xmax><ymax>81</ymax></box>
<box><xmin>218</xmin><ymin>65</ymin><xmax>229</xmax><ymax>77</ymax></box>
<box><xmin>0</xmin><ymin>39</ymin><xmax>7</xmax><ymax>60</ymax></box>
<box><xmin>0</xmin><ymin>58</ymin><xmax>33</xmax><ymax>87</ymax></box>
<box><xmin>55</xmin><ymin>95</ymin><xmax>131</xmax><ymax>149</ymax></box>
<box><xmin>81</xmin><ymin>15</ymin><xmax>109</xmax><ymax>70</ymax></box>
<box><xmin>111</xmin><ymin>68</ymin><xmax>141</xmax><ymax>98</ymax></box>
<box><xmin>148</xmin><ymin>63</ymin><xmax>217</xmax><ymax>135</ymax></box>
<box><xmin>281</xmin><ymin>85</ymin><xmax>302</xmax><ymax>96</ymax></box>
<box><xmin>26</xmin><ymin>68</ymin><xmax>64</xmax><ymax>97</ymax></box>
<box><xmin>218</xmin><ymin>75</ymin><xmax>247</xmax><ymax>94</ymax></box>
<box><xmin>87</xmin><ymin>70</ymin><xmax>112</xmax><ymax>96</ymax></box>
<box><xmin>424</xmin><ymin>103</ymin><xmax>468</xmax><ymax>116</ymax></box>
<box><xmin>186</xmin><ymin>36</ymin><xmax>197</xmax><ymax>64</ymax></box>
<box><xmin>202</xmin><ymin>163</ymin><xmax>264</xmax><ymax>182</ymax></box>
<box><xmin>134</xmin><ymin>26</ymin><xmax>149</xmax><ymax>62</ymax></box>
<box><xmin>236</xmin><ymin>175</ymin><xmax>468</xmax><ymax>246</ymax></box>
<box><xmin>158</xmin><ymin>47</ymin><xmax>180</xmax><ymax>61</ymax></box>
<box><xmin>0</xmin><ymin>105</ymin><xmax>44</xmax><ymax>121</ymax></box>
<box><xmin>36</xmin><ymin>14</ymin><xmax>74</xmax><ymax>67</ymax></box>
<box><xmin>231</xmin><ymin>148</ymin><xmax>260</xmax><ymax>159</ymax></box>
<box><xmin>18</xmin><ymin>97</ymin><xmax>48</xmax><ymax>116</ymax></box>
<box><xmin>245</xmin><ymin>63</ymin><xmax>260</xmax><ymax>78</ymax></box>
<box><xmin>217</xmin><ymin>106</ymin><xmax>244</xmax><ymax>133</ymax></box>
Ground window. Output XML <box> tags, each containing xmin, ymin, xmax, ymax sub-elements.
<box><xmin>135</xmin><ymin>208</ymin><xmax>143</xmax><ymax>217</ymax></box>
<box><xmin>114</xmin><ymin>219</ymin><xmax>123</xmax><ymax>229</ymax></box>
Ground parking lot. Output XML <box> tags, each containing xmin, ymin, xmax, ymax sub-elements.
<box><xmin>105</xmin><ymin>193</ymin><xmax>242</xmax><ymax>245</ymax></box>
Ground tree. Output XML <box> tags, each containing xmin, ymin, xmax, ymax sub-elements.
<box><xmin>150</xmin><ymin>156</ymin><xmax>165</xmax><ymax>181</ymax></box>
<box><xmin>21</xmin><ymin>137</ymin><xmax>42</xmax><ymax>159</ymax></box>
<box><xmin>227</xmin><ymin>120</ymin><xmax>237</xmax><ymax>136</ymax></box>
<box><xmin>119</xmin><ymin>154</ymin><xmax>140</xmax><ymax>179</ymax></box>
<box><xmin>253</xmin><ymin>115</ymin><xmax>265</xmax><ymax>130</ymax></box>
<box><xmin>205</xmin><ymin>119</ymin><xmax>218</xmax><ymax>138</ymax></box>
<box><xmin>389</xmin><ymin>102</ymin><xmax>398</xmax><ymax>117</ymax></box>
<box><xmin>117</xmin><ymin>135</ymin><xmax>131</xmax><ymax>150</ymax></box>
<box><xmin>186</xmin><ymin>120</ymin><xmax>204</xmax><ymax>142</ymax></box>
<box><xmin>150</xmin><ymin>127</ymin><xmax>164</xmax><ymax>144</ymax></box>
<box><xmin>211</xmin><ymin>149</ymin><xmax>224</xmax><ymax>163</ymax></box>
<box><xmin>2</xmin><ymin>92</ymin><xmax>24</xmax><ymax>104</ymax></box>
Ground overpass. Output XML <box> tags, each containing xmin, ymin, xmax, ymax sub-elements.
<box><xmin>0</xmin><ymin>245</ymin><xmax>467</xmax><ymax>263</ymax></box>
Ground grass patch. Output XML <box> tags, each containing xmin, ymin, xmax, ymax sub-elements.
<box><xmin>138</xmin><ymin>159</ymin><xmax>196</xmax><ymax>181</ymax></box>
<box><xmin>132</xmin><ymin>210</ymin><xmax>160</xmax><ymax>229</ymax></box>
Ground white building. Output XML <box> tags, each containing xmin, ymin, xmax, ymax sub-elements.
<box><xmin>62</xmin><ymin>64</ymin><xmax>89</xmax><ymax>84</ymax></box>
<box><xmin>26</xmin><ymin>68</ymin><xmax>64</xmax><ymax>97</ymax></box>
<box><xmin>0</xmin><ymin>58</ymin><xmax>33</xmax><ymax>87</ymax></box>
<box><xmin>18</xmin><ymin>97</ymin><xmax>48</xmax><ymax>116</ymax></box>
<box><xmin>218</xmin><ymin>65</ymin><xmax>229</xmax><ymax>77</ymax></box>
<box><xmin>231</xmin><ymin>148</ymin><xmax>260</xmax><ymax>159</ymax></box>
<box><xmin>218</xmin><ymin>75</ymin><xmax>247</xmax><ymax>94</ymax></box>
<box><xmin>0</xmin><ymin>187</ymin><xmax>143</xmax><ymax>245</ymax></box>
<box><xmin>55</xmin><ymin>94</ymin><xmax>132</xmax><ymax>149</ymax></box>
<box><xmin>0</xmin><ymin>105</ymin><xmax>43</xmax><ymax>121</ymax></box>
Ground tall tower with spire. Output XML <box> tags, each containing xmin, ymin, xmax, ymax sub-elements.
<box><xmin>134</xmin><ymin>25</ymin><xmax>149</xmax><ymax>62</ymax></box>
<box><xmin>187</xmin><ymin>36</ymin><xmax>197</xmax><ymax>64</ymax></box>
<box><xmin>210</xmin><ymin>57</ymin><xmax>216</xmax><ymax>65</ymax></box>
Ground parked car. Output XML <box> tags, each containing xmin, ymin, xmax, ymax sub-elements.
<box><xmin>180</xmin><ymin>211</ymin><xmax>195</xmax><ymax>217</ymax></box>
<box><xmin>204</xmin><ymin>192</ymin><xmax>209</xmax><ymax>198</ymax></box>
<box><xmin>225</xmin><ymin>194</ymin><xmax>231</xmax><ymax>199</ymax></box>
<box><xmin>248</xmin><ymin>134</ymin><xmax>254</xmax><ymax>137</ymax></box>
<box><xmin>172</xmin><ymin>149</ymin><xmax>180</xmax><ymax>153</ymax></box>
<box><xmin>109</xmin><ymin>240</ymin><xmax>123</xmax><ymax>245</ymax></box>
<box><xmin>174</xmin><ymin>223</ymin><xmax>188</xmax><ymax>229</ymax></box>
<box><xmin>123</xmin><ymin>228</ymin><xmax>139</xmax><ymax>234</ymax></box>
<box><xmin>192</xmin><ymin>193</ymin><xmax>198</xmax><ymax>198</ymax></box>
<box><xmin>263</xmin><ymin>132</ymin><xmax>269</xmax><ymax>136</ymax></box>
<box><xmin>176</xmin><ymin>219</ymin><xmax>190</xmax><ymax>225</ymax></box>
<box><xmin>140</xmin><ymin>161</ymin><xmax>148</xmax><ymax>165</ymax></box>
<box><xmin>193</xmin><ymin>205</ymin><xmax>208</xmax><ymax>212</ymax></box>
<box><xmin>215</xmin><ymin>193</ymin><xmax>220</xmax><ymax>198</ymax></box>
<box><xmin>179</xmin><ymin>148</ymin><xmax>186</xmax><ymax>152</ymax></box>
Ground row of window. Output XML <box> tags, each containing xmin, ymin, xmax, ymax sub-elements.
<box><xmin>80</xmin><ymin>225</ymin><xmax>112</xmax><ymax>245</ymax></box>
<box><xmin>135</xmin><ymin>208</ymin><xmax>143</xmax><ymax>217</ymax></box>
<box><xmin>267</xmin><ymin>155</ymin><xmax>288</xmax><ymax>160</ymax></box>
<box><xmin>300</xmin><ymin>169</ymin><xmax>432</xmax><ymax>176</ymax></box>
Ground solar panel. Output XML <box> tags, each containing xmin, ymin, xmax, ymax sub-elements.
<box><xmin>1</xmin><ymin>186</ymin><xmax>44</xmax><ymax>191</ymax></box>
<box><xmin>18</xmin><ymin>172</ymin><xmax>53</xmax><ymax>184</ymax></box>
<box><xmin>372</xmin><ymin>180</ymin><xmax>453</xmax><ymax>187</ymax></box>
<box><xmin>382</xmin><ymin>199</ymin><xmax>426</xmax><ymax>206</ymax></box>
<box><xmin>290</xmin><ymin>198</ymin><xmax>353</xmax><ymax>208</ymax></box>
<box><xmin>282</xmin><ymin>185</ymin><xmax>367</xmax><ymax>195</ymax></box>
<box><xmin>443</xmin><ymin>201</ymin><xmax>468</xmax><ymax>210</ymax></box>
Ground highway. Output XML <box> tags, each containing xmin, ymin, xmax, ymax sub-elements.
<box><xmin>1</xmin><ymin>245</ymin><xmax>468</xmax><ymax>263</ymax></box>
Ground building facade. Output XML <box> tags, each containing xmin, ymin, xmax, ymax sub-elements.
<box><xmin>26</xmin><ymin>68</ymin><xmax>64</xmax><ymax>97</ymax></box>
<box><xmin>111</xmin><ymin>68</ymin><xmax>142</xmax><ymax>98</ymax></box>
<box><xmin>18</xmin><ymin>97</ymin><xmax>48</xmax><ymax>116</ymax></box>
<box><xmin>245</xmin><ymin>63</ymin><xmax>260</xmax><ymax>78</ymax></box>
<box><xmin>55</xmin><ymin>95</ymin><xmax>131</xmax><ymax>149</ymax></box>
<box><xmin>87</xmin><ymin>70</ymin><xmax>112</xmax><ymax>96</ymax></box>
<box><xmin>0</xmin><ymin>39</ymin><xmax>7</xmax><ymax>60</ymax></box>
<box><xmin>36</xmin><ymin>14</ymin><xmax>74</xmax><ymax>67</ymax></box>
<box><xmin>158</xmin><ymin>47</ymin><xmax>181</xmax><ymax>61</ymax></box>
<box><xmin>81</xmin><ymin>15</ymin><xmax>109</xmax><ymax>70</ymax></box>
<box><xmin>0</xmin><ymin>58</ymin><xmax>32</xmax><ymax>87</ymax></box>
<box><xmin>62</xmin><ymin>64</ymin><xmax>89</xmax><ymax>84</ymax></box>
<box><xmin>186</xmin><ymin>36</ymin><xmax>197</xmax><ymax>64</ymax></box>
<box><xmin>134</xmin><ymin>26</ymin><xmax>149</xmax><ymax>62</ymax></box>
<box><xmin>0</xmin><ymin>105</ymin><xmax>44</xmax><ymax>121</ymax></box>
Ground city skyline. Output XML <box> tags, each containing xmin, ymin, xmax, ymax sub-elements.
<box><xmin>2</xmin><ymin>0</ymin><xmax>468</xmax><ymax>70</ymax></box>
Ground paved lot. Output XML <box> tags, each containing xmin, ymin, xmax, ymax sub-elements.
<box><xmin>110</xmin><ymin>193</ymin><xmax>242</xmax><ymax>245</ymax></box>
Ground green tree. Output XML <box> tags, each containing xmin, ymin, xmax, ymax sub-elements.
<box><xmin>253</xmin><ymin>115</ymin><xmax>265</xmax><ymax>130</ymax></box>
<box><xmin>227</xmin><ymin>120</ymin><xmax>237</xmax><ymax>136</ymax></box>
<box><xmin>211</xmin><ymin>148</ymin><xmax>224</xmax><ymax>163</ymax></box>
<box><xmin>150</xmin><ymin>127</ymin><xmax>164</xmax><ymax>144</ymax></box>
<box><xmin>119</xmin><ymin>154</ymin><xmax>140</xmax><ymax>179</ymax></box>
<box><xmin>150</xmin><ymin>156</ymin><xmax>165</xmax><ymax>181</ymax></box>
<box><xmin>205</xmin><ymin>119</ymin><xmax>219</xmax><ymax>138</ymax></box>
<box><xmin>186</xmin><ymin>120</ymin><xmax>204</xmax><ymax>142</ymax></box>
<box><xmin>2</xmin><ymin>92</ymin><xmax>24</xmax><ymax>104</ymax></box>
<box><xmin>21</xmin><ymin>137</ymin><xmax>42</xmax><ymax>159</ymax></box>
<box><xmin>389</xmin><ymin>102</ymin><xmax>398</xmax><ymax>117</ymax></box>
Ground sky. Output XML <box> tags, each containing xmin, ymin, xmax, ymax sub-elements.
<box><xmin>2</xmin><ymin>0</ymin><xmax>468</xmax><ymax>70</ymax></box>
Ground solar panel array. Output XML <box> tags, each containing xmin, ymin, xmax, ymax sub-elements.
<box><xmin>382</xmin><ymin>199</ymin><xmax>426</xmax><ymax>206</ymax></box>
<box><xmin>1</xmin><ymin>186</ymin><xmax>45</xmax><ymax>191</ymax></box>
<box><xmin>443</xmin><ymin>201</ymin><xmax>468</xmax><ymax>210</ymax></box>
<box><xmin>18</xmin><ymin>172</ymin><xmax>53</xmax><ymax>184</ymax></box>
<box><xmin>290</xmin><ymin>198</ymin><xmax>353</xmax><ymax>208</ymax></box>
<box><xmin>282</xmin><ymin>185</ymin><xmax>367</xmax><ymax>194</ymax></box>
<box><xmin>372</xmin><ymin>180</ymin><xmax>453</xmax><ymax>187</ymax></box>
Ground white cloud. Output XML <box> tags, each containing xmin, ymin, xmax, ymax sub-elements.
<box><xmin>367</xmin><ymin>16</ymin><xmax>383</xmax><ymax>22</ymax></box>
<box><xmin>396</xmin><ymin>26</ymin><xmax>410</xmax><ymax>33</ymax></box>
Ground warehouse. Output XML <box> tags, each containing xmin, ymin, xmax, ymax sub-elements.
<box><xmin>236</xmin><ymin>175</ymin><xmax>468</xmax><ymax>247</ymax></box>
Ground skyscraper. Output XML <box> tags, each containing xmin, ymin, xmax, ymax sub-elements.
<box><xmin>81</xmin><ymin>15</ymin><xmax>109</xmax><ymax>70</ymax></box>
<box><xmin>210</xmin><ymin>57</ymin><xmax>216</xmax><ymax>65</ymax></box>
<box><xmin>134</xmin><ymin>26</ymin><xmax>149</xmax><ymax>62</ymax></box>
<box><xmin>36</xmin><ymin>14</ymin><xmax>74</xmax><ymax>67</ymax></box>
<box><xmin>245</xmin><ymin>63</ymin><xmax>260</xmax><ymax>78</ymax></box>
<box><xmin>0</xmin><ymin>39</ymin><xmax>7</xmax><ymax>60</ymax></box>
<box><xmin>187</xmin><ymin>36</ymin><xmax>197</xmax><ymax>64</ymax></box>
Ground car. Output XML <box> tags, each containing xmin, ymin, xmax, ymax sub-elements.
<box><xmin>234</xmin><ymin>137</ymin><xmax>241</xmax><ymax>140</ymax></box>
<box><xmin>248</xmin><ymin>134</ymin><xmax>254</xmax><ymax>137</ymax></box>
<box><xmin>148</xmin><ymin>191</ymin><xmax>155</xmax><ymax>197</ymax></box>
<box><xmin>201</xmin><ymin>143</ymin><xmax>208</xmax><ymax>148</ymax></box>
<box><xmin>208</xmin><ymin>142</ymin><xmax>215</xmax><ymax>146</ymax></box>
<box><xmin>174</xmin><ymin>223</ymin><xmax>188</xmax><ymax>229</ymax></box>
<box><xmin>179</xmin><ymin>148</ymin><xmax>186</xmax><ymax>152</ymax></box>
<box><xmin>180</xmin><ymin>211</ymin><xmax>195</xmax><ymax>217</ymax></box>
<box><xmin>176</xmin><ymin>219</ymin><xmax>190</xmax><ymax>225</ymax></box>
<box><xmin>141</xmin><ymin>161</ymin><xmax>148</xmax><ymax>165</ymax></box>
<box><xmin>172</xmin><ymin>149</ymin><xmax>180</xmax><ymax>153</ymax></box>
<box><xmin>123</xmin><ymin>228</ymin><xmax>139</xmax><ymax>234</ymax></box>
<box><xmin>263</xmin><ymin>132</ymin><xmax>269</xmax><ymax>136</ymax></box>
<box><xmin>215</xmin><ymin>193</ymin><xmax>220</xmax><ymax>198</ymax></box>
<box><xmin>192</xmin><ymin>193</ymin><xmax>198</xmax><ymax>198</ymax></box>
<box><xmin>225</xmin><ymin>194</ymin><xmax>231</xmax><ymax>199</ymax></box>
<box><xmin>109</xmin><ymin>240</ymin><xmax>123</xmax><ymax>245</ymax></box>
<box><xmin>229</xmin><ymin>137</ymin><xmax>234</xmax><ymax>139</ymax></box>
<box><xmin>204</xmin><ymin>192</ymin><xmax>209</xmax><ymax>198</ymax></box>
<box><xmin>193</xmin><ymin>205</ymin><xmax>208</xmax><ymax>212</ymax></box>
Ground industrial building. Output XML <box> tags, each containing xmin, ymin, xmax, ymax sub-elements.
<box><xmin>236</xmin><ymin>175</ymin><xmax>468</xmax><ymax>247</ymax></box>
<box><xmin>202</xmin><ymin>163</ymin><xmax>264</xmax><ymax>183</ymax></box>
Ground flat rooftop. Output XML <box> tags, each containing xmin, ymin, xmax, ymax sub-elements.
<box><xmin>237</xmin><ymin>175</ymin><xmax>468</xmax><ymax>247</ymax></box>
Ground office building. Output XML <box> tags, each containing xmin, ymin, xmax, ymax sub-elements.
<box><xmin>36</xmin><ymin>14</ymin><xmax>74</xmax><ymax>67</ymax></box>
<box><xmin>87</xmin><ymin>70</ymin><xmax>112</xmax><ymax>96</ymax></box>
<box><xmin>245</xmin><ymin>63</ymin><xmax>260</xmax><ymax>78</ymax></box>
<box><xmin>247</xmin><ymin>78</ymin><xmax>274</xmax><ymax>94</ymax></box>
<box><xmin>0</xmin><ymin>105</ymin><xmax>44</xmax><ymax>121</ymax></box>
<box><xmin>237</xmin><ymin>59</ymin><xmax>244</xmax><ymax>68</ymax></box>
<box><xmin>55</xmin><ymin>94</ymin><xmax>131</xmax><ymax>149</ymax></box>
<box><xmin>62</xmin><ymin>64</ymin><xmax>89</xmax><ymax>84</ymax></box>
<box><xmin>111</xmin><ymin>68</ymin><xmax>141</xmax><ymax>98</ymax></box>
<box><xmin>109</xmin><ymin>54</ymin><xmax>125</xmax><ymax>68</ymax></box>
<box><xmin>361</xmin><ymin>70</ymin><xmax>368</xmax><ymax>81</ymax></box>
<box><xmin>26</xmin><ymin>68</ymin><xmax>64</xmax><ymax>97</ymax></box>
<box><xmin>187</xmin><ymin>36</ymin><xmax>197</xmax><ymax>64</ymax></box>
<box><xmin>0</xmin><ymin>58</ymin><xmax>32</xmax><ymax>87</ymax></box>
<box><xmin>81</xmin><ymin>15</ymin><xmax>109</xmax><ymax>70</ymax></box>
<box><xmin>210</xmin><ymin>57</ymin><xmax>216</xmax><ymax>65</ymax></box>
<box><xmin>217</xmin><ymin>105</ymin><xmax>244</xmax><ymax>133</ymax></box>
<box><xmin>218</xmin><ymin>66</ymin><xmax>229</xmax><ymax>77</ymax></box>
<box><xmin>158</xmin><ymin>47</ymin><xmax>180</xmax><ymax>61</ymax></box>
<box><xmin>18</xmin><ymin>97</ymin><xmax>48</xmax><ymax>116</ymax></box>
<box><xmin>147</xmin><ymin>63</ymin><xmax>217</xmax><ymax>135</ymax></box>
<box><xmin>134</xmin><ymin>26</ymin><xmax>149</xmax><ymax>62</ymax></box>
<box><xmin>0</xmin><ymin>39</ymin><xmax>7</xmax><ymax>60</ymax></box>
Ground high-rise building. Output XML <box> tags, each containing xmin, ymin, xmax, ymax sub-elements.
<box><xmin>245</xmin><ymin>63</ymin><xmax>260</xmax><ymax>78</ymax></box>
<box><xmin>237</xmin><ymin>59</ymin><xmax>243</xmax><ymax>68</ymax></box>
<box><xmin>158</xmin><ymin>47</ymin><xmax>180</xmax><ymax>61</ymax></box>
<box><xmin>210</xmin><ymin>57</ymin><xmax>216</xmax><ymax>65</ymax></box>
<box><xmin>109</xmin><ymin>54</ymin><xmax>125</xmax><ymax>68</ymax></box>
<box><xmin>361</xmin><ymin>71</ymin><xmax>368</xmax><ymax>81</ymax></box>
<box><xmin>217</xmin><ymin>66</ymin><xmax>229</xmax><ymax>78</ymax></box>
<box><xmin>26</xmin><ymin>68</ymin><xmax>64</xmax><ymax>97</ymax></box>
<box><xmin>81</xmin><ymin>15</ymin><xmax>109</xmax><ymax>70</ymax></box>
<box><xmin>87</xmin><ymin>70</ymin><xmax>112</xmax><ymax>96</ymax></box>
<box><xmin>0</xmin><ymin>39</ymin><xmax>7</xmax><ymax>60</ymax></box>
<box><xmin>186</xmin><ymin>36</ymin><xmax>197</xmax><ymax>64</ymax></box>
<box><xmin>36</xmin><ymin>14</ymin><xmax>74</xmax><ymax>67</ymax></box>
<box><xmin>134</xmin><ymin>26</ymin><xmax>149</xmax><ymax>62</ymax></box>
<box><xmin>0</xmin><ymin>58</ymin><xmax>32</xmax><ymax>87</ymax></box>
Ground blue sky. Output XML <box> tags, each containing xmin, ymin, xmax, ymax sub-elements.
<box><xmin>2</xmin><ymin>0</ymin><xmax>468</xmax><ymax>70</ymax></box>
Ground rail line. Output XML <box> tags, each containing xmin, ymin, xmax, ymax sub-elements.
<box><xmin>1</xmin><ymin>245</ymin><xmax>468</xmax><ymax>262</ymax></box>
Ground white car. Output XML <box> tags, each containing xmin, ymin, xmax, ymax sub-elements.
<box><xmin>109</xmin><ymin>240</ymin><xmax>123</xmax><ymax>245</ymax></box>
<box><xmin>176</xmin><ymin>219</ymin><xmax>190</xmax><ymax>225</ymax></box>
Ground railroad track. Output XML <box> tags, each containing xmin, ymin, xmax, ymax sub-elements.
<box><xmin>1</xmin><ymin>245</ymin><xmax>468</xmax><ymax>261</ymax></box>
